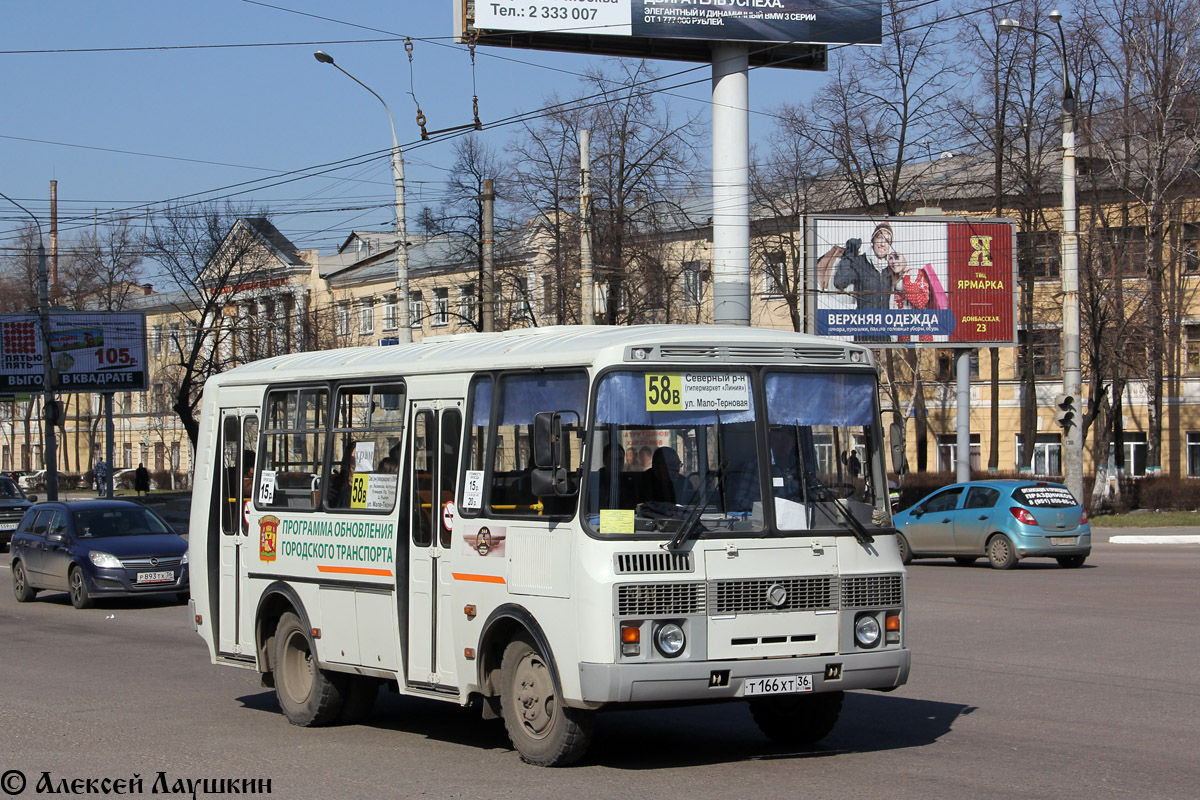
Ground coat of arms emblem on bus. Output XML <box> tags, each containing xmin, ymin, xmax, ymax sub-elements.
<box><xmin>259</xmin><ymin>515</ymin><xmax>280</xmax><ymax>562</ymax></box>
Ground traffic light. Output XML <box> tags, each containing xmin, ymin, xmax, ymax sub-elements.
<box><xmin>1053</xmin><ymin>394</ymin><xmax>1076</xmax><ymax>429</ymax></box>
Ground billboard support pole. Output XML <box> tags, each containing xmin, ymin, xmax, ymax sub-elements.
<box><xmin>712</xmin><ymin>44</ymin><xmax>751</xmax><ymax>326</ymax></box>
<box><xmin>956</xmin><ymin>348</ymin><xmax>972</xmax><ymax>482</ymax></box>
<box><xmin>104</xmin><ymin>392</ymin><xmax>115</xmax><ymax>499</ymax></box>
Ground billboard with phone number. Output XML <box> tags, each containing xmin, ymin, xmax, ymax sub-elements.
<box><xmin>809</xmin><ymin>216</ymin><xmax>1018</xmax><ymax>348</ymax></box>
<box><xmin>471</xmin><ymin>0</ymin><xmax>882</xmax><ymax>46</ymax></box>
<box><xmin>0</xmin><ymin>311</ymin><xmax>148</xmax><ymax>393</ymax></box>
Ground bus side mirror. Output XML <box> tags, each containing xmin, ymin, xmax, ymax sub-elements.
<box><xmin>532</xmin><ymin>411</ymin><xmax>579</xmax><ymax>496</ymax></box>
<box><xmin>889</xmin><ymin>421</ymin><xmax>906</xmax><ymax>476</ymax></box>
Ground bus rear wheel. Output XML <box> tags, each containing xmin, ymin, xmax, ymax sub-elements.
<box><xmin>273</xmin><ymin>611</ymin><xmax>346</xmax><ymax>726</ymax></box>
<box><xmin>750</xmin><ymin>690</ymin><xmax>844</xmax><ymax>746</ymax></box>
<box><xmin>499</xmin><ymin>635</ymin><xmax>593</xmax><ymax>767</ymax></box>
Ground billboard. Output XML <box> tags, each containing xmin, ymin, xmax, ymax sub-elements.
<box><xmin>0</xmin><ymin>312</ymin><xmax>149</xmax><ymax>393</ymax></box>
<box><xmin>471</xmin><ymin>1</ymin><xmax>882</xmax><ymax>46</ymax></box>
<box><xmin>809</xmin><ymin>216</ymin><xmax>1018</xmax><ymax>348</ymax></box>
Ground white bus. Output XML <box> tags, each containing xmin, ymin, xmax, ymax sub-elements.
<box><xmin>189</xmin><ymin>325</ymin><xmax>909</xmax><ymax>766</ymax></box>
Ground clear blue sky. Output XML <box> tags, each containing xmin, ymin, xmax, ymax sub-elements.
<box><xmin>1</xmin><ymin>1</ymin><xmax>834</xmax><ymax>264</ymax></box>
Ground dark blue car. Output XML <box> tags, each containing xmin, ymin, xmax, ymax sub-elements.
<box><xmin>10</xmin><ymin>500</ymin><xmax>188</xmax><ymax>608</ymax></box>
<box><xmin>0</xmin><ymin>476</ymin><xmax>34</xmax><ymax>551</ymax></box>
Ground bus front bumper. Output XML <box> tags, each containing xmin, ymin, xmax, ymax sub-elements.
<box><xmin>577</xmin><ymin>647</ymin><xmax>910</xmax><ymax>704</ymax></box>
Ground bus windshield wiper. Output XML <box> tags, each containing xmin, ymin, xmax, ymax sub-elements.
<box><xmin>807</xmin><ymin>479</ymin><xmax>875</xmax><ymax>546</ymax></box>
<box><xmin>662</xmin><ymin>464</ymin><xmax>725</xmax><ymax>552</ymax></box>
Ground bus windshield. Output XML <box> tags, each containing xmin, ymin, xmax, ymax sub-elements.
<box><xmin>584</xmin><ymin>369</ymin><xmax>886</xmax><ymax>538</ymax></box>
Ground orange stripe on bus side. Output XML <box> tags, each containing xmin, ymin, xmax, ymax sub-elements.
<box><xmin>451</xmin><ymin>572</ymin><xmax>506</xmax><ymax>585</ymax></box>
<box><xmin>317</xmin><ymin>565</ymin><xmax>393</xmax><ymax>577</ymax></box>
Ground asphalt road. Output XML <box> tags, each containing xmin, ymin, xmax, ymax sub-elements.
<box><xmin>2</xmin><ymin>541</ymin><xmax>1198</xmax><ymax>800</ymax></box>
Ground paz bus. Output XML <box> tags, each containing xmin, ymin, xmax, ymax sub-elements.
<box><xmin>189</xmin><ymin>325</ymin><xmax>910</xmax><ymax>766</ymax></box>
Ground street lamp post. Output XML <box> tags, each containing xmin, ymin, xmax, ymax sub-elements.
<box><xmin>0</xmin><ymin>191</ymin><xmax>59</xmax><ymax>500</ymax></box>
<box><xmin>314</xmin><ymin>50</ymin><xmax>411</xmax><ymax>343</ymax></box>
<box><xmin>999</xmin><ymin>11</ymin><xmax>1083</xmax><ymax>502</ymax></box>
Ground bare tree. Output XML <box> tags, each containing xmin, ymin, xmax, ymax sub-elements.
<box><xmin>1079</xmin><ymin>0</ymin><xmax>1200</xmax><ymax>475</ymax></box>
<box><xmin>580</xmin><ymin>60</ymin><xmax>703</xmax><ymax>325</ymax></box>
<box><xmin>142</xmin><ymin>203</ymin><xmax>284</xmax><ymax>445</ymax></box>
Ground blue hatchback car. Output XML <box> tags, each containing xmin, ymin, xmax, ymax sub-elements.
<box><xmin>9</xmin><ymin>500</ymin><xmax>188</xmax><ymax>608</ymax></box>
<box><xmin>892</xmin><ymin>480</ymin><xmax>1091</xmax><ymax>569</ymax></box>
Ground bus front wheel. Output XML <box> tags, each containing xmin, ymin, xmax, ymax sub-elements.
<box><xmin>273</xmin><ymin>611</ymin><xmax>346</xmax><ymax>726</ymax></box>
<box><xmin>750</xmin><ymin>690</ymin><xmax>844</xmax><ymax>746</ymax></box>
<box><xmin>499</xmin><ymin>635</ymin><xmax>593</xmax><ymax>767</ymax></box>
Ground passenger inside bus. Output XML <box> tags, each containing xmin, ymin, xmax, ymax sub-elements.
<box><xmin>648</xmin><ymin>446</ymin><xmax>686</xmax><ymax>504</ymax></box>
<box><xmin>329</xmin><ymin>442</ymin><xmax>356</xmax><ymax>508</ymax></box>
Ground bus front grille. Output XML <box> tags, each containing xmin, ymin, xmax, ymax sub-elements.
<box><xmin>614</xmin><ymin>551</ymin><xmax>694</xmax><ymax>574</ymax></box>
<box><xmin>709</xmin><ymin>576</ymin><xmax>837</xmax><ymax>614</ymax></box>
<box><xmin>841</xmin><ymin>574</ymin><xmax>904</xmax><ymax>608</ymax></box>
<box><xmin>617</xmin><ymin>582</ymin><xmax>706</xmax><ymax>616</ymax></box>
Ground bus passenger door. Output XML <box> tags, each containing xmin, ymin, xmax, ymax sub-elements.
<box><xmin>407</xmin><ymin>402</ymin><xmax>463</xmax><ymax>690</ymax></box>
<box><xmin>217</xmin><ymin>410</ymin><xmax>258</xmax><ymax>657</ymax></box>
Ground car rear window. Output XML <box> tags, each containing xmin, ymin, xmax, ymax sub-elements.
<box><xmin>1014</xmin><ymin>485</ymin><xmax>1077</xmax><ymax>508</ymax></box>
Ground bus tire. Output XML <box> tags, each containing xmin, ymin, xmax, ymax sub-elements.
<box><xmin>750</xmin><ymin>690</ymin><xmax>843</xmax><ymax>746</ymax></box>
<box><xmin>337</xmin><ymin>676</ymin><xmax>381</xmax><ymax>724</ymax></box>
<box><xmin>499</xmin><ymin>635</ymin><xmax>593</xmax><ymax>767</ymax></box>
<box><xmin>273</xmin><ymin>611</ymin><xmax>346</xmax><ymax>726</ymax></box>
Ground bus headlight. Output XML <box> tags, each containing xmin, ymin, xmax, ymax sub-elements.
<box><xmin>654</xmin><ymin>622</ymin><xmax>686</xmax><ymax>658</ymax></box>
<box><xmin>854</xmin><ymin>614</ymin><xmax>881</xmax><ymax>649</ymax></box>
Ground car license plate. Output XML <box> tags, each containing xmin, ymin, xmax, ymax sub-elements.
<box><xmin>742</xmin><ymin>674</ymin><xmax>814</xmax><ymax>697</ymax></box>
<box><xmin>1049</xmin><ymin>536</ymin><xmax>1077</xmax><ymax>546</ymax></box>
<box><xmin>0</xmin><ymin>522</ymin><xmax>17</xmax><ymax>530</ymax></box>
<box><xmin>136</xmin><ymin>570</ymin><xmax>174</xmax><ymax>584</ymax></box>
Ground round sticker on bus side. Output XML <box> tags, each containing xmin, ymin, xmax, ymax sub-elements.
<box><xmin>443</xmin><ymin>501</ymin><xmax>455</xmax><ymax>532</ymax></box>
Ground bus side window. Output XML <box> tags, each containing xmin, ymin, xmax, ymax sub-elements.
<box><xmin>411</xmin><ymin>410</ymin><xmax>435</xmax><ymax>546</ymax></box>
<box><xmin>439</xmin><ymin>409</ymin><xmax>462</xmax><ymax>548</ymax></box>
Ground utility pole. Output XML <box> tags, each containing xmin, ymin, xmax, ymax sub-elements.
<box><xmin>579</xmin><ymin>129</ymin><xmax>594</xmax><ymax>325</ymax></box>
<box><xmin>481</xmin><ymin>179</ymin><xmax>495</xmax><ymax>333</ymax></box>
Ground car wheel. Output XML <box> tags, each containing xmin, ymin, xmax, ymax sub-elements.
<box><xmin>273</xmin><ymin>611</ymin><xmax>346</xmax><ymax>726</ymax></box>
<box><xmin>896</xmin><ymin>533</ymin><xmax>913</xmax><ymax>565</ymax></box>
<box><xmin>69</xmin><ymin>566</ymin><xmax>95</xmax><ymax>609</ymax></box>
<box><xmin>1056</xmin><ymin>555</ymin><xmax>1086</xmax><ymax>568</ymax></box>
<box><xmin>953</xmin><ymin>557</ymin><xmax>978</xmax><ymax>566</ymax></box>
<box><xmin>12</xmin><ymin>560</ymin><xmax>37</xmax><ymax>602</ymax></box>
<box><xmin>500</xmin><ymin>634</ymin><xmax>593</xmax><ymax>767</ymax></box>
<box><xmin>750</xmin><ymin>690</ymin><xmax>844</xmax><ymax>746</ymax></box>
<box><xmin>986</xmin><ymin>534</ymin><xmax>1018</xmax><ymax>570</ymax></box>
<box><xmin>175</xmin><ymin>592</ymin><xmax>190</xmax><ymax>605</ymax></box>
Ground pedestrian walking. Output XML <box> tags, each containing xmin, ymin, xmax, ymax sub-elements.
<box><xmin>135</xmin><ymin>463</ymin><xmax>151</xmax><ymax>497</ymax></box>
<box><xmin>94</xmin><ymin>458</ymin><xmax>110</xmax><ymax>497</ymax></box>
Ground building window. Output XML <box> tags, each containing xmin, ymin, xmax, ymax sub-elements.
<box><xmin>682</xmin><ymin>261</ymin><xmax>703</xmax><ymax>306</ymax></box>
<box><xmin>1182</xmin><ymin>223</ymin><xmax>1200</xmax><ymax>273</ymax></box>
<box><xmin>432</xmin><ymin>288</ymin><xmax>449</xmax><ymax>327</ymax></box>
<box><xmin>1018</xmin><ymin>229</ymin><xmax>1060</xmax><ymax>280</ymax></box>
<box><xmin>409</xmin><ymin>292</ymin><xmax>423</xmax><ymax>328</ymax></box>
<box><xmin>1015</xmin><ymin>433</ymin><xmax>1062</xmax><ymax>476</ymax></box>
<box><xmin>123</xmin><ymin>443</ymin><xmax>132</xmax><ymax>469</ymax></box>
<box><xmin>459</xmin><ymin>285</ymin><xmax>476</xmax><ymax>326</ymax></box>
<box><xmin>335</xmin><ymin>303</ymin><xmax>351</xmax><ymax>337</ymax></box>
<box><xmin>1098</xmin><ymin>225</ymin><xmax>1147</xmax><ymax>277</ymax></box>
<box><xmin>383</xmin><ymin>296</ymin><xmax>398</xmax><ymax>331</ymax></box>
<box><xmin>936</xmin><ymin>433</ymin><xmax>981</xmax><ymax>473</ymax></box>
<box><xmin>1112</xmin><ymin>433</ymin><xmax>1148</xmax><ymax>476</ymax></box>
<box><xmin>150</xmin><ymin>325</ymin><xmax>164</xmax><ymax>356</ymax></box>
<box><xmin>513</xmin><ymin>278</ymin><xmax>532</xmax><ymax>322</ymax></box>
<box><xmin>1019</xmin><ymin>329</ymin><xmax>1061</xmax><ymax>377</ymax></box>
<box><xmin>1186</xmin><ymin>325</ymin><xmax>1200</xmax><ymax>374</ymax></box>
<box><xmin>936</xmin><ymin>349</ymin><xmax>980</xmax><ymax>381</ymax></box>
<box><xmin>357</xmin><ymin>301</ymin><xmax>374</xmax><ymax>335</ymax></box>
<box><xmin>1188</xmin><ymin>432</ymin><xmax>1200</xmax><ymax>477</ymax></box>
<box><xmin>762</xmin><ymin>252</ymin><xmax>786</xmax><ymax>298</ymax></box>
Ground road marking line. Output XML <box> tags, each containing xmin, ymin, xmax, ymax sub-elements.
<box><xmin>1108</xmin><ymin>535</ymin><xmax>1200</xmax><ymax>544</ymax></box>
